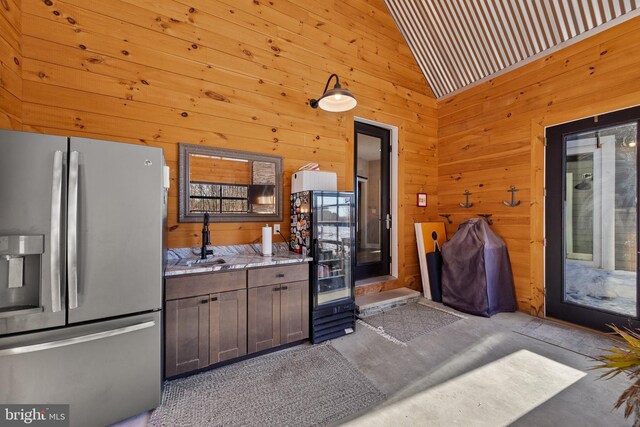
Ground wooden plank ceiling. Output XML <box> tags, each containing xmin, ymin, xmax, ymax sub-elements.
<box><xmin>385</xmin><ymin>0</ymin><xmax>640</xmax><ymax>98</ymax></box>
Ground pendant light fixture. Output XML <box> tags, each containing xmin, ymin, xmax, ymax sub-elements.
<box><xmin>310</xmin><ymin>73</ymin><xmax>357</xmax><ymax>112</ymax></box>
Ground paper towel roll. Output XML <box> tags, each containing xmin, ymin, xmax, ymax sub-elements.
<box><xmin>262</xmin><ymin>224</ymin><xmax>272</xmax><ymax>256</ymax></box>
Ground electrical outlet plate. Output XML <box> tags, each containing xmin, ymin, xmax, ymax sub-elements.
<box><xmin>274</xmin><ymin>224</ymin><xmax>280</xmax><ymax>234</ymax></box>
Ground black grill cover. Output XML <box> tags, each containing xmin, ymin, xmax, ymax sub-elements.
<box><xmin>441</xmin><ymin>218</ymin><xmax>516</xmax><ymax>317</ymax></box>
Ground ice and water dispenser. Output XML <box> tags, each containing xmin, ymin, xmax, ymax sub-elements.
<box><xmin>0</xmin><ymin>235</ymin><xmax>45</xmax><ymax>317</ymax></box>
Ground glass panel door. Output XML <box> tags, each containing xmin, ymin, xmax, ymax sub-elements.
<box><xmin>564</xmin><ymin>126</ymin><xmax>637</xmax><ymax>316</ymax></box>
<box><xmin>315</xmin><ymin>193</ymin><xmax>353</xmax><ymax>306</ymax></box>
<box><xmin>354</xmin><ymin>122</ymin><xmax>391</xmax><ymax>280</ymax></box>
<box><xmin>546</xmin><ymin>107</ymin><xmax>640</xmax><ymax>332</ymax></box>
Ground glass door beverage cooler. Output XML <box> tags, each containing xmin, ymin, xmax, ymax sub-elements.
<box><xmin>290</xmin><ymin>191</ymin><xmax>356</xmax><ymax>343</ymax></box>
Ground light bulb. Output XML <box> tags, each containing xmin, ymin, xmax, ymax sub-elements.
<box><xmin>334</xmin><ymin>94</ymin><xmax>342</xmax><ymax>101</ymax></box>
<box><xmin>630</xmin><ymin>141</ymin><xmax>637</xmax><ymax>148</ymax></box>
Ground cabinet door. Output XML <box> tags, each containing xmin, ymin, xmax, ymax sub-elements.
<box><xmin>209</xmin><ymin>290</ymin><xmax>247</xmax><ymax>364</ymax></box>
<box><xmin>165</xmin><ymin>296</ymin><xmax>209</xmax><ymax>377</ymax></box>
<box><xmin>247</xmin><ymin>284</ymin><xmax>281</xmax><ymax>353</ymax></box>
<box><xmin>280</xmin><ymin>280</ymin><xmax>309</xmax><ymax>343</ymax></box>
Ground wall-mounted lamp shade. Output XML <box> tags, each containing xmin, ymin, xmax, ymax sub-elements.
<box><xmin>248</xmin><ymin>184</ymin><xmax>275</xmax><ymax>205</ymax></box>
<box><xmin>310</xmin><ymin>74</ymin><xmax>357</xmax><ymax>113</ymax></box>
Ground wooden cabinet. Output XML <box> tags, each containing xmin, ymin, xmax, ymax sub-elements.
<box><xmin>165</xmin><ymin>295</ymin><xmax>210</xmax><ymax>377</ymax></box>
<box><xmin>165</xmin><ymin>270</ymin><xmax>246</xmax><ymax>377</ymax></box>
<box><xmin>165</xmin><ymin>270</ymin><xmax>246</xmax><ymax>299</ymax></box>
<box><xmin>248</xmin><ymin>265</ymin><xmax>309</xmax><ymax>354</ymax></box>
<box><xmin>247</xmin><ymin>263</ymin><xmax>309</xmax><ymax>288</ymax></box>
<box><xmin>165</xmin><ymin>263</ymin><xmax>309</xmax><ymax>377</ymax></box>
<box><xmin>247</xmin><ymin>284</ymin><xmax>282</xmax><ymax>353</ymax></box>
<box><xmin>281</xmin><ymin>280</ymin><xmax>309</xmax><ymax>344</ymax></box>
<box><xmin>209</xmin><ymin>289</ymin><xmax>247</xmax><ymax>364</ymax></box>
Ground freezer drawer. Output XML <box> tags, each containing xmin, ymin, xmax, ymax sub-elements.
<box><xmin>0</xmin><ymin>312</ymin><xmax>161</xmax><ymax>427</ymax></box>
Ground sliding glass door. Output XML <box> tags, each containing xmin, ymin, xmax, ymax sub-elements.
<box><xmin>546</xmin><ymin>107</ymin><xmax>640</xmax><ymax>331</ymax></box>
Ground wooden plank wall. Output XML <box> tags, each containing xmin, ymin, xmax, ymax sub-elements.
<box><xmin>189</xmin><ymin>156</ymin><xmax>251</xmax><ymax>185</ymax></box>
<box><xmin>0</xmin><ymin>0</ymin><xmax>21</xmax><ymax>128</ymax></box>
<box><xmin>0</xmin><ymin>0</ymin><xmax>438</xmax><ymax>294</ymax></box>
<box><xmin>438</xmin><ymin>16</ymin><xmax>640</xmax><ymax>316</ymax></box>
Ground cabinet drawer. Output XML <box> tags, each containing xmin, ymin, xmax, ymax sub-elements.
<box><xmin>247</xmin><ymin>263</ymin><xmax>309</xmax><ymax>288</ymax></box>
<box><xmin>166</xmin><ymin>270</ymin><xmax>246</xmax><ymax>300</ymax></box>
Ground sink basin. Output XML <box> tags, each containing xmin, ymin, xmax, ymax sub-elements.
<box><xmin>184</xmin><ymin>258</ymin><xmax>226</xmax><ymax>266</ymax></box>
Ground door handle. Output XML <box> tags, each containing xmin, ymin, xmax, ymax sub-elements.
<box><xmin>50</xmin><ymin>151</ymin><xmax>63</xmax><ymax>313</ymax></box>
<box><xmin>0</xmin><ymin>321</ymin><xmax>156</xmax><ymax>356</ymax></box>
<box><xmin>68</xmin><ymin>151</ymin><xmax>79</xmax><ymax>310</ymax></box>
<box><xmin>200</xmin><ymin>299</ymin><xmax>208</xmax><ymax>304</ymax></box>
<box><xmin>210</xmin><ymin>297</ymin><xmax>218</xmax><ymax>302</ymax></box>
<box><xmin>385</xmin><ymin>214</ymin><xmax>391</xmax><ymax>230</ymax></box>
<box><xmin>281</xmin><ymin>286</ymin><xmax>288</xmax><ymax>290</ymax></box>
<box><xmin>276</xmin><ymin>273</ymin><xmax>285</xmax><ymax>278</ymax></box>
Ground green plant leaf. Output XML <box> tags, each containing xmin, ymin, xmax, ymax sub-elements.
<box><xmin>593</xmin><ymin>324</ymin><xmax>640</xmax><ymax>420</ymax></box>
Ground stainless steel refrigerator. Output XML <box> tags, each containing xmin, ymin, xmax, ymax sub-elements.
<box><xmin>0</xmin><ymin>130</ymin><xmax>165</xmax><ymax>426</ymax></box>
<box><xmin>290</xmin><ymin>191</ymin><xmax>356</xmax><ymax>343</ymax></box>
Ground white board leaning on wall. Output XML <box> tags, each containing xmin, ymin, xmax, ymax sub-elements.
<box><xmin>415</xmin><ymin>222</ymin><xmax>447</xmax><ymax>300</ymax></box>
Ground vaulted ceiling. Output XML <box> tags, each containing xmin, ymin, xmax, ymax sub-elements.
<box><xmin>385</xmin><ymin>0</ymin><xmax>640</xmax><ymax>99</ymax></box>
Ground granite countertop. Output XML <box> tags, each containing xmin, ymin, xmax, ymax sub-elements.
<box><xmin>165</xmin><ymin>242</ymin><xmax>312</xmax><ymax>277</ymax></box>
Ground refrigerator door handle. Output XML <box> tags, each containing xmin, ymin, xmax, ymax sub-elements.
<box><xmin>0</xmin><ymin>320</ymin><xmax>156</xmax><ymax>356</ymax></box>
<box><xmin>50</xmin><ymin>151</ymin><xmax>63</xmax><ymax>313</ymax></box>
<box><xmin>68</xmin><ymin>151</ymin><xmax>80</xmax><ymax>310</ymax></box>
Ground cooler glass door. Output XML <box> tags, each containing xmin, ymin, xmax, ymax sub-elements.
<box><xmin>314</xmin><ymin>192</ymin><xmax>354</xmax><ymax>307</ymax></box>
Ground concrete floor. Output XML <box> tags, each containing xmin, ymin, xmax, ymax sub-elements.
<box><xmin>116</xmin><ymin>298</ymin><xmax>633</xmax><ymax>426</ymax></box>
<box><xmin>330</xmin><ymin>299</ymin><xmax>633</xmax><ymax>427</ymax></box>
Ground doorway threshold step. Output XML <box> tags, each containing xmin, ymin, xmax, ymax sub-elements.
<box><xmin>356</xmin><ymin>288</ymin><xmax>421</xmax><ymax>318</ymax></box>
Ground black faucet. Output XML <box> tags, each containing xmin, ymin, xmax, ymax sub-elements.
<box><xmin>200</xmin><ymin>212</ymin><xmax>213</xmax><ymax>259</ymax></box>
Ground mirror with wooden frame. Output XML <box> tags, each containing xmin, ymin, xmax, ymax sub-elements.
<box><xmin>178</xmin><ymin>144</ymin><xmax>283</xmax><ymax>223</ymax></box>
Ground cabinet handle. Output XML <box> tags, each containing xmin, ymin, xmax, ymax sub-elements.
<box><xmin>281</xmin><ymin>286</ymin><xmax>288</xmax><ymax>290</ymax></box>
<box><xmin>200</xmin><ymin>299</ymin><xmax>208</xmax><ymax>304</ymax></box>
<box><xmin>211</xmin><ymin>297</ymin><xmax>218</xmax><ymax>302</ymax></box>
<box><xmin>276</xmin><ymin>273</ymin><xmax>285</xmax><ymax>278</ymax></box>
<box><xmin>273</xmin><ymin>287</ymin><xmax>281</xmax><ymax>292</ymax></box>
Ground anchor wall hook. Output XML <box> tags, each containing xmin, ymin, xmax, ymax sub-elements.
<box><xmin>459</xmin><ymin>190</ymin><xmax>474</xmax><ymax>208</ymax></box>
<box><xmin>479</xmin><ymin>214</ymin><xmax>494</xmax><ymax>225</ymax></box>
<box><xmin>502</xmin><ymin>186</ymin><xmax>521</xmax><ymax>207</ymax></box>
<box><xmin>439</xmin><ymin>214</ymin><xmax>453</xmax><ymax>224</ymax></box>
